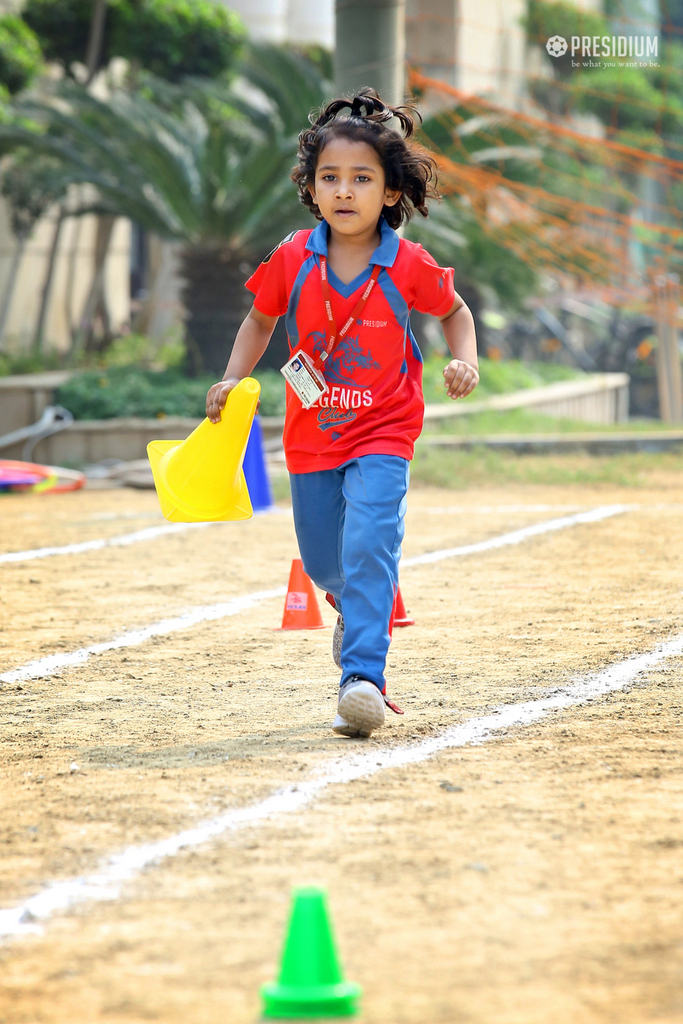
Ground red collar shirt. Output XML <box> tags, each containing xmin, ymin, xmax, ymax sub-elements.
<box><xmin>246</xmin><ymin>217</ymin><xmax>456</xmax><ymax>474</ymax></box>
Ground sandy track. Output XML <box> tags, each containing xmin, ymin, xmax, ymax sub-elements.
<box><xmin>1</xmin><ymin>480</ymin><xmax>683</xmax><ymax>1022</ymax></box>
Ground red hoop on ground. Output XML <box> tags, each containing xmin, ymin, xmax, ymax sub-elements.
<box><xmin>0</xmin><ymin>460</ymin><xmax>85</xmax><ymax>494</ymax></box>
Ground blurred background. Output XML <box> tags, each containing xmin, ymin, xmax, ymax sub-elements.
<box><xmin>0</xmin><ymin>0</ymin><xmax>681</xmax><ymax>483</ymax></box>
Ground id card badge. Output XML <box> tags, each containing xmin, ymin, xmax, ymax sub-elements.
<box><xmin>280</xmin><ymin>350</ymin><xmax>328</xmax><ymax>409</ymax></box>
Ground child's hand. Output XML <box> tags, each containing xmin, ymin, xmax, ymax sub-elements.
<box><xmin>443</xmin><ymin>359</ymin><xmax>479</xmax><ymax>400</ymax></box>
<box><xmin>206</xmin><ymin>378</ymin><xmax>240</xmax><ymax>423</ymax></box>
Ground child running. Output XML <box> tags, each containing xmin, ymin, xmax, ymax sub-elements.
<box><xmin>206</xmin><ymin>88</ymin><xmax>478</xmax><ymax>738</ymax></box>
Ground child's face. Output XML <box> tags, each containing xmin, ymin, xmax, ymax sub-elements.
<box><xmin>309</xmin><ymin>137</ymin><xmax>400</xmax><ymax>239</ymax></box>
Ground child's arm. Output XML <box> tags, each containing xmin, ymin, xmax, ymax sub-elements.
<box><xmin>439</xmin><ymin>296</ymin><xmax>479</xmax><ymax>400</ymax></box>
<box><xmin>206</xmin><ymin>306</ymin><xmax>278</xmax><ymax>423</ymax></box>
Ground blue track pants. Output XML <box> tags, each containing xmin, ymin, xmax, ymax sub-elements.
<box><xmin>289</xmin><ymin>454</ymin><xmax>409</xmax><ymax>692</ymax></box>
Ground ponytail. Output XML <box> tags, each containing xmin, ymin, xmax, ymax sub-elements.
<box><xmin>313</xmin><ymin>88</ymin><xmax>418</xmax><ymax>137</ymax></box>
<box><xmin>291</xmin><ymin>87</ymin><xmax>439</xmax><ymax>229</ymax></box>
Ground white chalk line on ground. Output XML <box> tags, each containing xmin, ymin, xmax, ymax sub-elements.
<box><xmin>0</xmin><ymin>521</ymin><xmax>213</xmax><ymax>565</ymax></box>
<box><xmin>419</xmin><ymin>504</ymin><xmax>587</xmax><ymax>515</ymax></box>
<box><xmin>0</xmin><ymin>589</ymin><xmax>287</xmax><ymax>685</ymax></box>
<box><xmin>1</xmin><ymin>630</ymin><xmax>682</xmax><ymax>943</ymax></box>
<box><xmin>1</xmin><ymin>506</ymin><xmax>628</xmax><ymax>686</ymax></box>
<box><xmin>7</xmin><ymin>501</ymin><xmax>683</xmax><ymax>567</ymax></box>
<box><xmin>419</xmin><ymin>503</ymin><xmax>683</xmax><ymax>516</ymax></box>
<box><xmin>401</xmin><ymin>504</ymin><xmax>628</xmax><ymax>567</ymax></box>
<box><xmin>0</xmin><ymin>508</ymin><xmax>291</xmax><ymax>566</ymax></box>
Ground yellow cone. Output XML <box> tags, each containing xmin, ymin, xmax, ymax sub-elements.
<box><xmin>147</xmin><ymin>377</ymin><xmax>261</xmax><ymax>523</ymax></box>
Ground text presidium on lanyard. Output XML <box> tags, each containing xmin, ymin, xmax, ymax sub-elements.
<box><xmin>316</xmin><ymin>256</ymin><xmax>381</xmax><ymax>369</ymax></box>
<box><xmin>280</xmin><ymin>255</ymin><xmax>382</xmax><ymax>409</ymax></box>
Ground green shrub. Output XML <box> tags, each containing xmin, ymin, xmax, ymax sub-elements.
<box><xmin>0</xmin><ymin>15</ymin><xmax>42</xmax><ymax>94</ymax></box>
<box><xmin>100</xmin><ymin>332</ymin><xmax>186</xmax><ymax>369</ymax></box>
<box><xmin>254</xmin><ymin>369</ymin><xmax>286</xmax><ymax>417</ymax></box>
<box><xmin>112</xmin><ymin>0</ymin><xmax>245</xmax><ymax>82</ymax></box>
<box><xmin>55</xmin><ymin>357</ymin><xmax>583</xmax><ymax>420</ymax></box>
<box><xmin>0</xmin><ymin>350</ymin><xmax>63</xmax><ymax>377</ymax></box>
<box><xmin>55</xmin><ymin>366</ymin><xmax>286</xmax><ymax>419</ymax></box>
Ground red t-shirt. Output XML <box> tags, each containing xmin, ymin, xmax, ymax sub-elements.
<box><xmin>246</xmin><ymin>217</ymin><xmax>456</xmax><ymax>473</ymax></box>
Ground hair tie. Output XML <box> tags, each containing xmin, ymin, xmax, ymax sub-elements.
<box><xmin>350</xmin><ymin>97</ymin><xmax>363</xmax><ymax>117</ymax></box>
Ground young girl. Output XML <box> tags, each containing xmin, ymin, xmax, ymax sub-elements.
<box><xmin>206</xmin><ymin>89</ymin><xmax>478</xmax><ymax>738</ymax></box>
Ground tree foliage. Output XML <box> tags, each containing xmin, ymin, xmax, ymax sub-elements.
<box><xmin>524</xmin><ymin>0</ymin><xmax>608</xmax><ymax>78</ymax></box>
<box><xmin>0</xmin><ymin>52</ymin><xmax>320</xmax><ymax>246</ymax></box>
<box><xmin>525</xmin><ymin>0</ymin><xmax>683</xmax><ymax>143</ymax></box>
<box><xmin>407</xmin><ymin>199</ymin><xmax>538</xmax><ymax>314</ymax></box>
<box><xmin>111</xmin><ymin>0</ymin><xmax>246</xmax><ymax>83</ymax></box>
<box><xmin>0</xmin><ymin>43</ymin><xmax>329</xmax><ymax>371</ymax></box>
<box><xmin>415</xmin><ymin>107</ymin><xmax>551</xmax><ymax>313</ymax></box>
<box><xmin>0</xmin><ymin>15</ymin><xmax>42</xmax><ymax>95</ymax></box>
<box><xmin>21</xmin><ymin>0</ymin><xmax>245</xmax><ymax>81</ymax></box>
<box><xmin>22</xmin><ymin>0</ymin><xmax>104</xmax><ymax>75</ymax></box>
<box><xmin>572</xmin><ymin>52</ymin><xmax>683</xmax><ymax>136</ymax></box>
<box><xmin>0</xmin><ymin>148</ymin><xmax>69</xmax><ymax>236</ymax></box>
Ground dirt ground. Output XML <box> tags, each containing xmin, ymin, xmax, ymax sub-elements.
<box><xmin>1</xmin><ymin>471</ymin><xmax>683</xmax><ymax>1023</ymax></box>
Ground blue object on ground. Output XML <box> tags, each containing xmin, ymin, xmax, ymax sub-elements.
<box><xmin>243</xmin><ymin>416</ymin><xmax>275</xmax><ymax>512</ymax></box>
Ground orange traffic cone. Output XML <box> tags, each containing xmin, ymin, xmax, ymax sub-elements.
<box><xmin>392</xmin><ymin>586</ymin><xmax>414</xmax><ymax>631</ymax></box>
<box><xmin>277</xmin><ymin>559</ymin><xmax>326</xmax><ymax>630</ymax></box>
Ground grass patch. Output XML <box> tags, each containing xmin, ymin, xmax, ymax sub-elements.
<box><xmin>410</xmin><ymin>446</ymin><xmax>683</xmax><ymax>490</ymax></box>
<box><xmin>426</xmin><ymin>408</ymin><xmax>670</xmax><ymax>436</ymax></box>
<box><xmin>422</xmin><ymin>355</ymin><xmax>583</xmax><ymax>405</ymax></box>
<box><xmin>269</xmin><ymin>471</ymin><xmax>292</xmax><ymax>504</ymax></box>
<box><xmin>0</xmin><ymin>351</ymin><xmax>66</xmax><ymax>376</ymax></box>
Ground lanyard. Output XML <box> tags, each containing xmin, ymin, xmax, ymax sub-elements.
<box><xmin>315</xmin><ymin>255</ymin><xmax>381</xmax><ymax>371</ymax></box>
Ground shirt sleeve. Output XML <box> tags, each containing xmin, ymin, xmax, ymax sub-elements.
<box><xmin>245</xmin><ymin>238</ymin><xmax>290</xmax><ymax>317</ymax></box>
<box><xmin>412</xmin><ymin>246</ymin><xmax>456</xmax><ymax>318</ymax></box>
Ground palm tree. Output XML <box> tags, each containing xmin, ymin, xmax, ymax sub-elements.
<box><xmin>0</xmin><ymin>44</ymin><xmax>328</xmax><ymax>371</ymax></box>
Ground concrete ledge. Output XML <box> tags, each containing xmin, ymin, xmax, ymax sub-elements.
<box><xmin>0</xmin><ymin>371</ymin><xmax>73</xmax><ymax>437</ymax></box>
<box><xmin>1</xmin><ymin>417</ymin><xmax>201</xmax><ymax>464</ymax></box>
<box><xmin>1</xmin><ymin>414</ymin><xmax>287</xmax><ymax>465</ymax></box>
<box><xmin>418</xmin><ymin>430</ymin><xmax>683</xmax><ymax>455</ymax></box>
<box><xmin>424</xmin><ymin>373</ymin><xmax>630</xmax><ymax>425</ymax></box>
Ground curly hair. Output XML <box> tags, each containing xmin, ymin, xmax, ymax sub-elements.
<box><xmin>291</xmin><ymin>88</ymin><xmax>439</xmax><ymax>229</ymax></box>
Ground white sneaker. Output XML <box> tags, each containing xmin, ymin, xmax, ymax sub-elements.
<box><xmin>332</xmin><ymin>677</ymin><xmax>386</xmax><ymax>737</ymax></box>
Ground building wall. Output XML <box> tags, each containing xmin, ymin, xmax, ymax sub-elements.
<box><xmin>0</xmin><ymin>197</ymin><xmax>131</xmax><ymax>353</ymax></box>
<box><xmin>226</xmin><ymin>0</ymin><xmax>531</xmax><ymax>108</ymax></box>
<box><xmin>223</xmin><ymin>0</ymin><xmax>334</xmax><ymax>47</ymax></box>
<box><xmin>407</xmin><ymin>0</ymin><xmax>606</xmax><ymax>111</ymax></box>
<box><xmin>287</xmin><ymin>0</ymin><xmax>335</xmax><ymax>48</ymax></box>
<box><xmin>406</xmin><ymin>0</ymin><xmax>458</xmax><ymax>89</ymax></box>
<box><xmin>406</xmin><ymin>0</ymin><xmax>530</xmax><ymax>111</ymax></box>
<box><xmin>457</xmin><ymin>0</ymin><xmax>528</xmax><ymax>105</ymax></box>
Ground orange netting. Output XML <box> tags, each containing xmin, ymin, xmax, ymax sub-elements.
<box><xmin>410</xmin><ymin>68</ymin><xmax>683</xmax><ymax>309</ymax></box>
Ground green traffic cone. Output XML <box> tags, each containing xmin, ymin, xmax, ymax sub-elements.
<box><xmin>261</xmin><ymin>887</ymin><xmax>361</xmax><ymax>1019</ymax></box>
